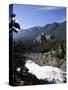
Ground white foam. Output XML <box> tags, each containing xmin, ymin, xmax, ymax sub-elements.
<box><xmin>16</xmin><ymin>67</ymin><xmax>21</xmax><ymax>72</ymax></box>
<box><xmin>25</xmin><ymin>60</ymin><xmax>66</xmax><ymax>83</ymax></box>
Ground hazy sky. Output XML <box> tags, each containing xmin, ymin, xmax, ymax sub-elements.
<box><xmin>9</xmin><ymin>4</ymin><xmax>66</xmax><ymax>29</ymax></box>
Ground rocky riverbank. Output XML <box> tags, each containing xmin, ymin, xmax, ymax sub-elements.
<box><xmin>24</xmin><ymin>51</ymin><xmax>66</xmax><ymax>72</ymax></box>
<box><xmin>14</xmin><ymin>51</ymin><xmax>66</xmax><ymax>86</ymax></box>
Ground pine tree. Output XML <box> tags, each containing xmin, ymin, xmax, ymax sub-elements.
<box><xmin>9</xmin><ymin>13</ymin><xmax>20</xmax><ymax>33</ymax></box>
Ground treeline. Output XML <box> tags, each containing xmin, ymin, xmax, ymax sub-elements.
<box><xmin>14</xmin><ymin>40</ymin><xmax>66</xmax><ymax>55</ymax></box>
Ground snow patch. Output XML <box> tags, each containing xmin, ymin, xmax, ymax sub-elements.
<box><xmin>9</xmin><ymin>26</ymin><xmax>20</xmax><ymax>32</ymax></box>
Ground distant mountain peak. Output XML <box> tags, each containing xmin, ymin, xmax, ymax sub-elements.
<box><xmin>13</xmin><ymin>21</ymin><xmax>66</xmax><ymax>41</ymax></box>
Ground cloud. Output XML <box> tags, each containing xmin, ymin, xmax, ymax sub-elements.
<box><xmin>15</xmin><ymin>19</ymin><xmax>23</xmax><ymax>29</ymax></box>
<box><xmin>15</xmin><ymin>19</ymin><xmax>20</xmax><ymax>23</ymax></box>
<box><xmin>57</xmin><ymin>19</ymin><xmax>66</xmax><ymax>23</ymax></box>
<box><xmin>37</xmin><ymin>6</ymin><xmax>64</xmax><ymax>11</ymax></box>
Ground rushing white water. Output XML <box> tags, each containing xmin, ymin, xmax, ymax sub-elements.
<box><xmin>17</xmin><ymin>67</ymin><xmax>21</xmax><ymax>72</ymax></box>
<box><xmin>25</xmin><ymin>60</ymin><xmax>66</xmax><ymax>83</ymax></box>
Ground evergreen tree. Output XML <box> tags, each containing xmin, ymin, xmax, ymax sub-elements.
<box><xmin>9</xmin><ymin>13</ymin><xmax>20</xmax><ymax>33</ymax></box>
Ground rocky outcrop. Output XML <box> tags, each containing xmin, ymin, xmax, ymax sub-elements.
<box><xmin>25</xmin><ymin>51</ymin><xmax>66</xmax><ymax>72</ymax></box>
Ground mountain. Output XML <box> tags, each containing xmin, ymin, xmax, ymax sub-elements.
<box><xmin>13</xmin><ymin>21</ymin><xmax>66</xmax><ymax>41</ymax></box>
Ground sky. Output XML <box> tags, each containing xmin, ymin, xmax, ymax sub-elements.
<box><xmin>9</xmin><ymin>4</ymin><xmax>66</xmax><ymax>29</ymax></box>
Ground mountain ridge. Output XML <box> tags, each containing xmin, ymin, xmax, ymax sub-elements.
<box><xmin>13</xmin><ymin>21</ymin><xmax>66</xmax><ymax>41</ymax></box>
